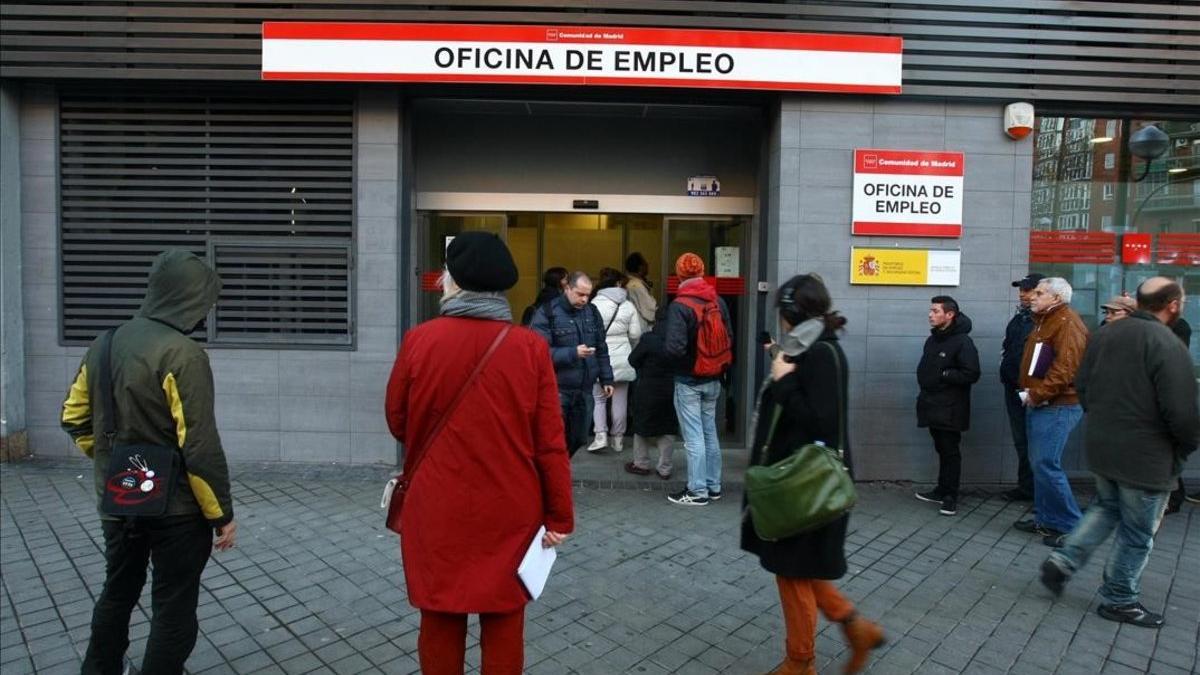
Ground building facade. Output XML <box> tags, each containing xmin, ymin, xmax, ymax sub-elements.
<box><xmin>2</xmin><ymin>2</ymin><xmax>1198</xmax><ymax>483</ymax></box>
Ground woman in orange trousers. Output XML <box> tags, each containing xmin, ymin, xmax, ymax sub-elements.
<box><xmin>742</xmin><ymin>274</ymin><xmax>885</xmax><ymax>675</ymax></box>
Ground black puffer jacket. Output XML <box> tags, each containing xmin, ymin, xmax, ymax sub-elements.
<box><xmin>916</xmin><ymin>313</ymin><xmax>981</xmax><ymax>431</ymax></box>
<box><xmin>628</xmin><ymin>325</ymin><xmax>679</xmax><ymax>438</ymax></box>
<box><xmin>741</xmin><ymin>334</ymin><xmax>851</xmax><ymax>580</ymax></box>
<box><xmin>1000</xmin><ymin>306</ymin><xmax>1034</xmax><ymax>385</ymax></box>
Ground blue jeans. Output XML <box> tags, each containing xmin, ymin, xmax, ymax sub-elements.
<box><xmin>674</xmin><ymin>378</ymin><xmax>722</xmax><ymax>496</ymax></box>
<box><xmin>1050</xmin><ymin>475</ymin><xmax>1169</xmax><ymax>606</ymax></box>
<box><xmin>1027</xmin><ymin>404</ymin><xmax>1083</xmax><ymax>533</ymax></box>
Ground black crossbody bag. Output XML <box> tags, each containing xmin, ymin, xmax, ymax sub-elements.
<box><xmin>97</xmin><ymin>329</ymin><xmax>181</xmax><ymax>517</ymax></box>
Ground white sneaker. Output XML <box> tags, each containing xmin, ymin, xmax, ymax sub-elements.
<box><xmin>587</xmin><ymin>432</ymin><xmax>608</xmax><ymax>452</ymax></box>
<box><xmin>610</xmin><ymin>435</ymin><xmax>624</xmax><ymax>452</ymax></box>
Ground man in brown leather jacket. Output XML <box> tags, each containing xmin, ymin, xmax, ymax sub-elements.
<box><xmin>1012</xmin><ymin>277</ymin><xmax>1089</xmax><ymax>546</ymax></box>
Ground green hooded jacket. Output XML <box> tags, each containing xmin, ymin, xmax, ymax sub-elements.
<box><xmin>62</xmin><ymin>250</ymin><xmax>234</xmax><ymax>527</ymax></box>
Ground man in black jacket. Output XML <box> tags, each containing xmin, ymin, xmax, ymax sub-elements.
<box><xmin>530</xmin><ymin>271</ymin><xmax>615</xmax><ymax>455</ymax></box>
<box><xmin>999</xmin><ymin>273</ymin><xmax>1043</xmax><ymax>501</ymax></box>
<box><xmin>1040</xmin><ymin>277</ymin><xmax>1199</xmax><ymax>628</ymax></box>
<box><xmin>915</xmin><ymin>295</ymin><xmax>981</xmax><ymax>516</ymax></box>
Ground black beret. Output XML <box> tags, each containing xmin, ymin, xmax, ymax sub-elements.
<box><xmin>445</xmin><ymin>231</ymin><xmax>518</xmax><ymax>292</ymax></box>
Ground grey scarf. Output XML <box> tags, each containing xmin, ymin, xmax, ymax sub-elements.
<box><xmin>440</xmin><ymin>292</ymin><xmax>513</xmax><ymax>322</ymax></box>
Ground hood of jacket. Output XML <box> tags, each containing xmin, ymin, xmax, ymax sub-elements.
<box><xmin>675</xmin><ymin>277</ymin><xmax>718</xmax><ymax>303</ymax></box>
<box><xmin>137</xmin><ymin>249</ymin><xmax>222</xmax><ymax>333</ymax></box>
<box><xmin>931</xmin><ymin>312</ymin><xmax>973</xmax><ymax>340</ymax></box>
<box><xmin>596</xmin><ymin>287</ymin><xmax>628</xmax><ymax>304</ymax></box>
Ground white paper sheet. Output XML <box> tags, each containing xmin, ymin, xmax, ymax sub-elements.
<box><xmin>517</xmin><ymin>526</ymin><xmax>557</xmax><ymax>600</ymax></box>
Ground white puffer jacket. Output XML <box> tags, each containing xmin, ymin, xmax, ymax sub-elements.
<box><xmin>592</xmin><ymin>287</ymin><xmax>643</xmax><ymax>382</ymax></box>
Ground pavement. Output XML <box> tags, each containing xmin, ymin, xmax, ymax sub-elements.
<box><xmin>2</xmin><ymin>458</ymin><xmax>1198</xmax><ymax>675</ymax></box>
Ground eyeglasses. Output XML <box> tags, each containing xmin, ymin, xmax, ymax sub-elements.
<box><xmin>1102</xmin><ymin>308</ymin><xmax>1127</xmax><ymax>315</ymax></box>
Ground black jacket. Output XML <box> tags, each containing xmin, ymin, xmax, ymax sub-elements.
<box><xmin>1000</xmin><ymin>306</ymin><xmax>1034</xmax><ymax>385</ymax></box>
<box><xmin>1076</xmin><ymin>312</ymin><xmax>1200</xmax><ymax>491</ymax></box>
<box><xmin>916</xmin><ymin>313</ymin><xmax>981</xmax><ymax>431</ymax></box>
<box><xmin>529</xmin><ymin>294</ymin><xmax>615</xmax><ymax>392</ymax></box>
<box><xmin>741</xmin><ymin>334</ymin><xmax>851</xmax><ymax>580</ymax></box>
<box><xmin>628</xmin><ymin>326</ymin><xmax>679</xmax><ymax>438</ymax></box>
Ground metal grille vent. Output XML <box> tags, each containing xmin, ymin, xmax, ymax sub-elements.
<box><xmin>59</xmin><ymin>92</ymin><xmax>355</xmax><ymax>347</ymax></box>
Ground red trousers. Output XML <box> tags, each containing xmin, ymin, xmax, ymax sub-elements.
<box><xmin>418</xmin><ymin>608</ymin><xmax>525</xmax><ymax>675</ymax></box>
<box><xmin>776</xmin><ymin>576</ymin><xmax>855</xmax><ymax>660</ymax></box>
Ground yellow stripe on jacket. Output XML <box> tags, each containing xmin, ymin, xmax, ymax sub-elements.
<box><xmin>162</xmin><ymin>371</ymin><xmax>224</xmax><ymax>521</ymax></box>
<box><xmin>62</xmin><ymin>365</ymin><xmax>94</xmax><ymax>456</ymax></box>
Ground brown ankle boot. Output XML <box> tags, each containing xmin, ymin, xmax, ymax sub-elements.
<box><xmin>766</xmin><ymin>657</ymin><xmax>816</xmax><ymax>675</ymax></box>
<box><xmin>841</xmin><ymin>613</ymin><xmax>885</xmax><ymax>674</ymax></box>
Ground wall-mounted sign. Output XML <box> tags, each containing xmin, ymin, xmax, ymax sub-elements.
<box><xmin>262</xmin><ymin>23</ymin><xmax>902</xmax><ymax>94</ymax></box>
<box><xmin>688</xmin><ymin>175</ymin><xmax>721</xmax><ymax>196</ymax></box>
<box><xmin>715</xmin><ymin>246</ymin><xmax>739</xmax><ymax>277</ymax></box>
<box><xmin>850</xmin><ymin>247</ymin><xmax>961</xmax><ymax>286</ymax></box>
<box><xmin>852</xmin><ymin>149</ymin><xmax>964</xmax><ymax>238</ymax></box>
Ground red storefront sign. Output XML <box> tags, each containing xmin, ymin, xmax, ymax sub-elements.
<box><xmin>1156</xmin><ymin>233</ymin><xmax>1200</xmax><ymax>266</ymax></box>
<box><xmin>851</xmin><ymin>149</ymin><xmax>965</xmax><ymax>238</ymax></box>
<box><xmin>1121</xmin><ymin>233</ymin><xmax>1153</xmax><ymax>264</ymax></box>
<box><xmin>262</xmin><ymin>23</ymin><xmax>902</xmax><ymax>94</ymax></box>
<box><xmin>1029</xmin><ymin>231</ymin><xmax>1116</xmax><ymax>264</ymax></box>
<box><xmin>666</xmin><ymin>276</ymin><xmax>745</xmax><ymax>295</ymax></box>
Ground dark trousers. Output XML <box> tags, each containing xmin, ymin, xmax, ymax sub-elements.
<box><xmin>560</xmin><ymin>388</ymin><xmax>590</xmax><ymax>457</ymax></box>
<box><xmin>930</xmin><ymin>428</ymin><xmax>962</xmax><ymax>498</ymax></box>
<box><xmin>1168</xmin><ymin>477</ymin><xmax>1186</xmax><ymax>511</ymax></box>
<box><xmin>1003</xmin><ymin>386</ymin><xmax>1035</xmax><ymax>496</ymax></box>
<box><xmin>81</xmin><ymin>515</ymin><xmax>213</xmax><ymax>675</ymax></box>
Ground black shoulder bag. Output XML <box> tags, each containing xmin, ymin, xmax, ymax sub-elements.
<box><xmin>97</xmin><ymin>329</ymin><xmax>181</xmax><ymax>517</ymax></box>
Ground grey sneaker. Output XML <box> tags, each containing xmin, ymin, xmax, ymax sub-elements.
<box><xmin>1097</xmin><ymin>602</ymin><xmax>1164</xmax><ymax>628</ymax></box>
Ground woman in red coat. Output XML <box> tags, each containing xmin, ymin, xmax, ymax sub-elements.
<box><xmin>385</xmin><ymin>232</ymin><xmax>574</xmax><ymax>675</ymax></box>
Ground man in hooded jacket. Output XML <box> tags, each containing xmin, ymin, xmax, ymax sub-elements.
<box><xmin>62</xmin><ymin>250</ymin><xmax>236</xmax><ymax>674</ymax></box>
<box><xmin>915</xmin><ymin>295</ymin><xmax>981</xmax><ymax>517</ymax></box>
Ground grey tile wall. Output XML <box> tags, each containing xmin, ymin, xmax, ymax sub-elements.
<box><xmin>24</xmin><ymin>86</ymin><xmax>402</xmax><ymax>467</ymax></box>
<box><xmin>771</xmin><ymin>96</ymin><xmax>1097</xmax><ymax>484</ymax></box>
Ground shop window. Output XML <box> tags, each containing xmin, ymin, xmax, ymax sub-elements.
<box><xmin>1028</xmin><ymin>115</ymin><xmax>1200</xmax><ymax>367</ymax></box>
<box><xmin>58</xmin><ymin>92</ymin><xmax>355</xmax><ymax>347</ymax></box>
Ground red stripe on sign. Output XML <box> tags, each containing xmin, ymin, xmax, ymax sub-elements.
<box><xmin>854</xmin><ymin>149</ymin><xmax>964</xmax><ymax>176</ymax></box>
<box><xmin>261</xmin><ymin>71</ymin><xmax>902</xmax><ymax>94</ymax></box>
<box><xmin>1029</xmin><ymin>231</ymin><xmax>1116</xmax><ymax>264</ymax></box>
<box><xmin>262</xmin><ymin>22</ymin><xmax>903</xmax><ymax>54</ymax></box>
<box><xmin>664</xmin><ymin>276</ymin><xmax>745</xmax><ymax>295</ymax></box>
<box><xmin>852</xmin><ymin>222</ymin><xmax>962</xmax><ymax>238</ymax></box>
<box><xmin>1157</xmin><ymin>233</ymin><xmax>1200</xmax><ymax>266</ymax></box>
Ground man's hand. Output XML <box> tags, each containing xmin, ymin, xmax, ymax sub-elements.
<box><xmin>542</xmin><ymin>530</ymin><xmax>569</xmax><ymax>548</ymax></box>
<box><xmin>214</xmin><ymin>520</ymin><xmax>238</xmax><ymax>552</ymax></box>
<box><xmin>602</xmin><ymin>385</ymin><xmax>615</xmax><ymax>398</ymax></box>
<box><xmin>576</xmin><ymin>345</ymin><xmax>595</xmax><ymax>359</ymax></box>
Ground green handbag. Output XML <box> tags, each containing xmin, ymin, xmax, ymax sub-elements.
<box><xmin>745</xmin><ymin>342</ymin><xmax>856</xmax><ymax>541</ymax></box>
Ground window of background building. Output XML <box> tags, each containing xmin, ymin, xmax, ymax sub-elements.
<box><xmin>1028</xmin><ymin>116</ymin><xmax>1200</xmax><ymax>368</ymax></box>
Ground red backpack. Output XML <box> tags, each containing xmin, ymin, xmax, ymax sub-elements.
<box><xmin>677</xmin><ymin>296</ymin><xmax>732</xmax><ymax>377</ymax></box>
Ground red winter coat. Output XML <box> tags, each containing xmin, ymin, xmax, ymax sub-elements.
<box><xmin>385</xmin><ymin>317</ymin><xmax>574</xmax><ymax>613</ymax></box>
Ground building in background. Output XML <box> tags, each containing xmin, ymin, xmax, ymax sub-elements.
<box><xmin>1</xmin><ymin>2</ymin><xmax>1198</xmax><ymax>486</ymax></box>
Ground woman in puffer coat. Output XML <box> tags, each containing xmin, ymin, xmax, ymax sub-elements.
<box><xmin>586</xmin><ymin>267</ymin><xmax>643</xmax><ymax>452</ymax></box>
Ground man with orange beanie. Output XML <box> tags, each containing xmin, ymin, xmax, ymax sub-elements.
<box><xmin>663</xmin><ymin>253</ymin><xmax>733</xmax><ymax>506</ymax></box>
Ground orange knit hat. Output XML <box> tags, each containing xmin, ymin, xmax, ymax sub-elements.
<box><xmin>675</xmin><ymin>253</ymin><xmax>706</xmax><ymax>279</ymax></box>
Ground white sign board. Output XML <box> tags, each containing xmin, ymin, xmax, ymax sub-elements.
<box><xmin>852</xmin><ymin>149</ymin><xmax>965</xmax><ymax>238</ymax></box>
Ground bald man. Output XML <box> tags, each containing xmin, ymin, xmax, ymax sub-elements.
<box><xmin>1040</xmin><ymin>277</ymin><xmax>1199</xmax><ymax>629</ymax></box>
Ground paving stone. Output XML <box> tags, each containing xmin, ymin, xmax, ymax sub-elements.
<box><xmin>3</xmin><ymin>462</ymin><xmax>1197</xmax><ymax>674</ymax></box>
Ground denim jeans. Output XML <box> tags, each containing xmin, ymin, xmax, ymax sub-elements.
<box><xmin>674</xmin><ymin>378</ymin><xmax>722</xmax><ymax>496</ymax></box>
<box><xmin>1050</xmin><ymin>475</ymin><xmax>1170</xmax><ymax>606</ymax></box>
<box><xmin>1027</xmin><ymin>404</ymin><xmax>1083</xmax><ymax>533</ymax></box>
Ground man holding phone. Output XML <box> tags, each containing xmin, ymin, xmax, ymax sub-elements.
<box><xmin>531</xmin><ymin>271</ymin><xmax>615</xmax><ymax>455</ymax></box>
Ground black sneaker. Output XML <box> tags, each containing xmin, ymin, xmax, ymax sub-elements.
<box><xmin>1040</xmin><ymin>559</ymin><xmax>1069</xmax><ymax>598</ymax></box>
<box><xmin>1013</xmin><ymin>519</ymin><xmax>1053</xmax><ymax>535</ymax></box>
<box><xmin>939</xmin><ymin>496</ymin><xmax>957</xmax><ymax>516</ymax></box>
<box><xmin>1097</xmin><ymin>602</ymin><xmax>1164</xmax><ymax>628</ymax></box>
<box><xmin>667</xmin><ymin>489</ymin><xmax>709</xmax><ymax>506</ymax></box>
<box><xmin>708</xmin><ymin>490</ymin><xmax>722</xmax><ymax>501</ymax></box>
<box><xmin>1002</xmin><ymin>488</ymin><xmax>1033</xmax><ymax>502</ymax></box>
<box><xmin>915</xmin><ymin>489</ymin><xmax>944</xmax><ymax>504</ymax></box>
<box><xmin>1043</xmin><ymin>533</ymin><xmax>1068</xmax><ymax>548</ymax></box>
<box><xmin>1185</xmin><ymin>491</ymin><xmax>1200</xmax><ymax>504</ymax></box>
